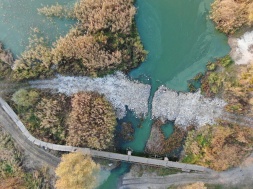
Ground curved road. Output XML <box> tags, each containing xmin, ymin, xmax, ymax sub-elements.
<box><xmin>0</xmin><ymin>105</ymin><xmax>60</xmax><ymax>168</ymax></box>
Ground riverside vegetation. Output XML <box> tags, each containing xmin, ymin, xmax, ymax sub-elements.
<box><xmin>210</xmin><ymin>0</ymin><xmax>253</xmax><ymax>35</ymax></box>
<box><xmin>55</xmin><ymin>152</ymin><xmax>99</xmax><ymax>189</ymax></box>
<box><xmin>11</xmin><ymin>0</ymin><xmax>146</xmax><ymax>80</ymax></box>
<box><xmin>181</xmin><ymin>1</ymin><xmax>253</xmax><ymax>172</ymax></box>
<box><xmin>10</xmin><ymin>89</ymin><xmax>117</xmax><ymax>150</ymax></box>
<box><xmin>145</xmin><ymin>120</ymin><xmax>186</xmax><ymax>157</ymax></box>
<box><xmin>182</xmin><ymin>121</ymin><xmax>253</xmax><ymax>171</ymax></box>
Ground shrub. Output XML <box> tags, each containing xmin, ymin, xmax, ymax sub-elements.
<box><xmin>13</xmin><ymin>0</ymin><xmax>147</xmax><ymax>80</ymax></box>
<box><xmin>11</xmin><ymin>89</ymin><xmax>40</xmax><ymax>108</ymax></box>
<box><xmin>11</xmin><ymin>90</ymin><xmax>69</xmax><ymax>144</ymax></box>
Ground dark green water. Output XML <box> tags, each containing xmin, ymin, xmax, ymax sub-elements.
<box><xmin>0</xmin><ymin>0</ymin><xmax>230</xmax><ymax>188</ymax></box>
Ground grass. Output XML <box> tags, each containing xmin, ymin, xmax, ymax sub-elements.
<box><xmin>0</xmin><ymin>128</ymin><xmax>52</xmax><ymax>189</ymax></box>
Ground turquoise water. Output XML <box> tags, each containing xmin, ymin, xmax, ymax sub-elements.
<box><xmin>0</xmin><ymin>0</ymin><xmax>75</xmax><ymax>57</ymax></box>
<box><xmin>131</xmin><ymin>0</ymin><xmax>230</xmax><ymax>91</ymax></box>
<box><xmin>124</xmin><ymin>0</ymin><xmax>230</xmax><ymax>155</ymax></box>
<box><xmin>161</xmin><ymin>122</ymin><xmax>174</xmax><ymax>139</ymax></box>
<box><xmin>0</xmin><ymin>0</ymin><xmax>230</xmax><ymax>188</ymax></box>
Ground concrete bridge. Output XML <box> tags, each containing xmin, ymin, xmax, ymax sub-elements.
<box><xmin>0</xmin><ymin>97</ymin><xmax>211</xmax><ymax>173</ymax></box>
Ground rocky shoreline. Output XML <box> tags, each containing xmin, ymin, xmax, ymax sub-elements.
<box><xmin>30</xmin><ymin>73</ymin><xmax>228</xmax><ymax>126</ymax></box>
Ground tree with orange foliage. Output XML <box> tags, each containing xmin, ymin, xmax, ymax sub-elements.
<box><xmin>182</xmin><ymin>122</ymin><xmax>253</xmax><ymax>171</ymax></box>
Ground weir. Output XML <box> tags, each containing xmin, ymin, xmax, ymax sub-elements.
<box><xmin>0</xmin><ymin>97</ymin><xmax>212</xmax><ymax>173</ymax></box>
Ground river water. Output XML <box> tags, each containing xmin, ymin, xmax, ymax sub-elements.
<box><xmin>0</xmin><ymin>0</ymin><xmax>230</xmax><ymax>188</ymax></box>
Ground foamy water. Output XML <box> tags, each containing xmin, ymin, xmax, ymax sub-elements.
<box><xmin>229</xmin><ymin>31</ymin><xmax>253</xmax><ymax>65</ymax></box>
<box><xmin>29</xmin><ymin>72</ymin><xmax>151</xmax><ymax>119</ymax></box>
<box><xmin>152</xmin><ymin>86</ymin><xmax>226</xmax><ymax>128</ymax></box>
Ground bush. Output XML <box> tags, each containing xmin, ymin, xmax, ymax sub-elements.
<box><xmin>14</xmin><ymin>0</ymin><xmax>147</xmax><ymax>80</ymax></box>
<box><xmin>11</xmin><ymin>90</ymin><xmax>69</xmax><ymax>144</ymax></box>
<box><xmin>12</xmin><ymin>89</ymin><xmax>40</xmax><ymax>108</ymax></box>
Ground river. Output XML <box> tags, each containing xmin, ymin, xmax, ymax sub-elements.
<box><xmin>0</xmin><ymin>0</ymin><xmax>230</xmax><ymax>188</ymax></box>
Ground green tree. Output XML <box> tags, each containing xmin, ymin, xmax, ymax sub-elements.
<box><xmin>12</xmin><ymin>89</ymin><xmax>39</xmax><ymax>107</ymax></box>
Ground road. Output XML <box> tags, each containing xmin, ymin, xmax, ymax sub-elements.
<box><xmin>0</xmin><ymin>106</ymin><xmax>60</xmax><ymax>168</ymax></box>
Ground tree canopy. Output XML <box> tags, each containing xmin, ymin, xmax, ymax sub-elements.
<box><xmin>55</xmin><ymin>152</ymin><xmax>99</xmax><ymax>189</ymax></box>
<box><xmin>66</xmin><ymin>92</ymin><xmax>116</xmax><ymax>150</ymax></box>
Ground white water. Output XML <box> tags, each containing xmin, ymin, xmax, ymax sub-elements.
<box><xmin>152</xmin><ymin>86</ymin><xmax>226</xmax><ymax>128</ymax></box>
<box><xmin>229</xmin><ymin>31</ymin><xmax>253</xmax><ymax>65</ymax></box>
<box><xmin>30</xmin><ymin>73</ymin><xmax>226</xmax><ymax>128</ymax></box>
<box><xmin>29</xmin><ymin>72</ymin><xmax>151</xmax><ymax>119</ymax></box>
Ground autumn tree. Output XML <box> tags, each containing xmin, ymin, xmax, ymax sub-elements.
<box><xmin>12</xmin><ymin>90</ymin><xmax>69</xmax><ymax>144</ymax></box>
<box><xmin>0</xmin><ymin>43</ymin><xmax>13</xmax><ymax>80</ymax></box>
<box><xmin>210</xmin><ymin>0</ymin><xmax>252</xmax><ymax>34</ymax></box>
<box><xmin>55</xmin><ymin>152</ymin><xmax>99</xmax><ymax>189</ymax></box>
<box><xmin>12</xmin><ymin>33</ymin><xmax>54</xmax><ymax>80</ymax></box>
<box><xmin>33</xmin><ymin>94</ymin><xmax>69</xmax><ymax>144</ymax></box>
<box><xmin>182</xmin><ymin>122</ymin><xmax>253</xmax><ymax>171</ymax></box>
<box><xmin>66</xmin><ymin>92</ymin><xmax>116</xmax><ymax>150</ymax></box>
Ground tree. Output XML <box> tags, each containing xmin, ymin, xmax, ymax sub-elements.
<box><xmin>210</xmin><ymin>0</ymin><xmax>250</xmax><ymax>34</ymax></box>
<box><xmin>11</xmin><ymin>89</ymin><xmax>39</xmax><ymax>108</ymax></box>
<box><xmin>182</xmin><ymin>122</ymin><xmax>253</xmax><ymax>171</ymax></box>
<box><xmin>66</xmin><ymin>92</ymin><xmax>116</xmax><ymax>150</ymax></box>
<box><xmin>55</xmin><ymin>152</ymin><xmax>99</xmax><ymax>189</ymax></box>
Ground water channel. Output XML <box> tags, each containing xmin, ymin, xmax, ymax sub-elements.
<box><xmin>0</xmin><ymin>0</ymin><xmax>230</xmax><ymax>188</ymax></box>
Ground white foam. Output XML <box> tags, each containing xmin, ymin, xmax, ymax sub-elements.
<box><xmin>229</xmin><ymin>31</ymin><xmax>253</xmax><ymax>65</ymax></box>
<box><xmin>152</xmin><ymin>86</ymin><xmax>226</xmax><ymax>128</ymax></box>
<box><xmin>29</xmin><ymin>72</ymin><xmax>151</xmax><ymax>119</ymax></box>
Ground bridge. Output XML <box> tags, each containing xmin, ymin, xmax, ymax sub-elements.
<box><xmin>0</xmin><ymin>97</ymin><xmax>211</xmax><ymax>173</ymax></box>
